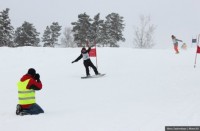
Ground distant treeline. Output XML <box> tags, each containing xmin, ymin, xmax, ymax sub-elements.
<box><xmin>0</xmin><ymin>8</ymin><xmax>125</xmax><ymax>48</ymax></box>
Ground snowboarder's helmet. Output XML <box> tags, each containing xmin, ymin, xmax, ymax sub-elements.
<box><xmin>81</xmin><ymin>47</ymin><xmax>86</xmax><ymax>53</ymax></box>
<box><xmin>27</xmin><ymin>68</ymin><xmax>36</xmax><ymax>76</ymax></box>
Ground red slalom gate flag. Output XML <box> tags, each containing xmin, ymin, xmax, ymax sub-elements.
<box><xmin>89</xmin><ymin>48</ymin><xmax>96</xmax><ymax>57</ymax></box>
<box><xmin>197</xmin><ymin>45</ymin><xmax>200</xmax><ymax>53</ymax></box>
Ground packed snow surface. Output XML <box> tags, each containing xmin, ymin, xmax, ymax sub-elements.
<box><xmin>0</xmin><ymin>47</ymin><xmax>200</xmax><ymax>131</ymax></box>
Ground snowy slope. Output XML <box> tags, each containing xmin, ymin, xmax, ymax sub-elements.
<box><xmin>0</xmin><ymin>47</ymin><xmax>200</xmax><ymax>131</ymax></box>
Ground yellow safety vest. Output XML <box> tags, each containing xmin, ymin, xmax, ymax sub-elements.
<box><xmin>17</xmin><ymin>79</ymin><xmax>36</xmax><ymax>105</ymax></box>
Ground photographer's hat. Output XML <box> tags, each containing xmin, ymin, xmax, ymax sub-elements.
<box><xmin>27</xmin><ymin>68</ymin><xmax>36</xmax><ymax>76</ymax></box>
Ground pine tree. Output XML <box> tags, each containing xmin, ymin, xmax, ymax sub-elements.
<box><xmin>72</xmin><ymin>12</ymin><xmax>125</xmax><ymax>47</ymax></box>
<box><xmin>50</xmin><ymin>22</ymin><xmax>62</xmax><ymax>47</ymax></box>
<box><xmin>71</xmin><ymin>13</ymin><xmax>92</xmax><ymax>47</ymax></box>
<box><xmin>100</xmin><ymin>23</ymin><xmax>109</xmax><ymax>47</ymax></box>
<box><xmin>0</xmin><ymin>8</ymin><xmax>14</xmax><ymax>47</ymax></box>
<box><xmin>14</xmin><ymin>21</ymin><xmax>40</xmax><ymax>47</ymax></box>
<box><xmin>42</xmin><ymin>22</ymin><xmax>61</xmax><ymax>47</ymax></box>
<box><xmin>42</xmin><ymin>26</ymin><xmax>52</xmax><ymax>47</ymax></box>
<box><xmin>104</xmin><ymin>13</ymin><xmax>125</xmax><ymax>47</ymax></box>
<box><xmin>89</xmin><ymin>13</ymin><xmax>104</xmax><ymax>46</ymax></box>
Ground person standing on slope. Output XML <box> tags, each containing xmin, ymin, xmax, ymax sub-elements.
<box><xmin>72</xmin><ymin>47</ymin><xmax>100</xmax><ymax>77</ymax></box>
<box><xmin>171</xmin><ymin>35</ymin><xmax>182</xmax><ymax>54</ymax></box>
<box><xmin>16</xmin><ymin>68</ymin><xmax>44</xmax><ymax>116</ymax></box>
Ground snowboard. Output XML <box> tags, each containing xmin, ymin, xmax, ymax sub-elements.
<box><xmin>81</xmin><ymin>74</ymin><xmax>106</xmax><ymax>79</ymax></box>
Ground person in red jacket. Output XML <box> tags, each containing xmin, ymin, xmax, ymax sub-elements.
<box><xmin>16</xmin><ymin>68</ymin><xmax>44</xmax><ymax>116</ymax></box>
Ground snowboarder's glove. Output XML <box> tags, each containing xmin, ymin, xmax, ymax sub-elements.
<box><xmin>34</xmin><ymin>73</ymin><xmax>40</xmax><ymax>81</ymax></box>
<box><xmin>72</xmin><ymin>61</ymin><xmax>75</xmax><ymax>63</ymax></box>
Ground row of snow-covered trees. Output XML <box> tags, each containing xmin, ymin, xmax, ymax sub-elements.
<box><xmin>0</xmin><ymin>8</ymin><xmax>62</xmax><ymax>47</ymax></box>
<box><xmin>0</xmin><ymin>8</ymin><xmax>125</xmax><ymax>48</ymax></box>
<box><xmin>0</xmin><ymin>8</ymin><xmax>156</xmax><ymax>48</ymax></box>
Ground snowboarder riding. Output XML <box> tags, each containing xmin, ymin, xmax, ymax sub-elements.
<box><xmin>72</xmin><ymin>47</ymin><xmax>100</xmax><ymax>77</ymax></box>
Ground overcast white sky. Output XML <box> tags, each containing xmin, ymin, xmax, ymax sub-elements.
<box><xmin>1</xmin><ymin>0</ymin><xmax>200</xmax><ymax>48</ymax></box>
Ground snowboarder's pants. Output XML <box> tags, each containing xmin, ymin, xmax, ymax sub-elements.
<box><xmin>23</xmin><ymin>103</ymin><xmax>44</xmax><ymax>115</ymax></box>
<box><xmin>84</xmin><ymin>59</ymin><xmax>98</xmax><ymax>76</ymax></box>
<box><xmin>174</xmin><ymin>43</ymin><xmax>179</xmax><ymax>53</ymax></box>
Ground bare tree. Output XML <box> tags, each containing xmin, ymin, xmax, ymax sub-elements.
<box><xmin>61</xmin><ymin>27</ymin><xmax>76</xmax><ymax>47</ymax></box>
<box><xmin>133</xmin><ymin>15</ymin><xmax>156</xmax><ymax>48</ymax></box>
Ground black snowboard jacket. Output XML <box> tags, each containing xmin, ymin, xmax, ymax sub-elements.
<box><xmin>73</xmin><ymin>47</ymin><xmax>91</xmax><ymax>62</ymax></box>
